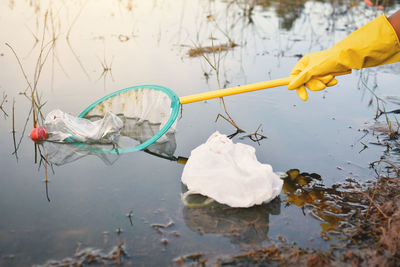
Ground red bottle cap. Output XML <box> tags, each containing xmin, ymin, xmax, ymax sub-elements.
<box><xmin>30</xmin><ymin>126</ymin><xmax>48</xmax><ymax>141</ymax></box>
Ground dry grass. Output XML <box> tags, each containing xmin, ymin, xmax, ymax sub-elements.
<box><xmin>188</xmin><ymin>41</ymin><xmax>237</xmax><ymax>57</ymax></box>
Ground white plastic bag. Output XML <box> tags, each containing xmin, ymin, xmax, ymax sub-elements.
<box><xmin>44</xmin><ymin>109</ymin><xmax>123</xmax><ymax>143</ymax></box>
<box><xmin>181</xmin><ymin>131</ymin><xmax>283</xmax><ymax>208</ymax></box>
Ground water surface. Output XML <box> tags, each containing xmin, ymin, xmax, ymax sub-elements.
<box><xmin>1</xmin><ymin>0</ymin><xmax>400</xmax><ymax>265</ymax></box>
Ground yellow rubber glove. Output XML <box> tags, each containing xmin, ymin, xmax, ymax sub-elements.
<box><xmin>289</xmin><ymin>14</ymin><xmax>400</xmax><ymax>101</ymax></box>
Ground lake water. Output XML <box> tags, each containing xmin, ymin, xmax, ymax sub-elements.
<box><xmin>1</xmin><ymin>0</ymin><xmax>400</xmax><ymax>265</ymax></box>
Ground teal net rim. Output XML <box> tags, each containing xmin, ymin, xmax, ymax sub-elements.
<box><xmin>76</xmin><ymin>85</ymin><xmax>180</xmax><ymax>154</ymax></box>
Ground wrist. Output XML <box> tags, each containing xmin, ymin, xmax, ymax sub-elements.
<box><xmin>388</xmin><ymin>10</ymin><xmax>400</xmax><ymax>41</ymax></box>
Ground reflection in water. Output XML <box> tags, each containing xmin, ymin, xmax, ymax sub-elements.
<box><xmin>182</xmin><ymin>194</ymin><xmax>280</xmax><ymax>245</ymax></box>
<box><xmin>36</xmin><ymin>242</ymin><xmax>128</xmax><ymax>267</ymax></box>
<box><xmin>41</xmin><ymin>129</ymin><xmax>366</xmax><ymax>247</ymax></box>
<box><xmin>3</xmin><ymin>0</ymin><xmax>400</xmax><ymax>265</ymax></box>
<box><xmin>182</xmin><ymin>168</ymin><xmax>371</xmax><ymax>245</ymax></box>
<box><xmin>39</xmin><ymin>130</ymin><xmax>177</xmax><ymax>166</ymax></box>
<box><xmin>231</xmin><ymin>0</ymin><xmax>400</xmax><ymax>33</ymax></box>
<box><xmin>39</xmin><ymin>125</ymin><xmax>369</xmax><ymax>246</ymax></box>
<box><xmin>365</xmin><ymin>119</ymin><xmax>400</xmax><ymax>165</ymax></box>
<box><xmin>38</xmin><ymin>133</ymin><xmax>371</xmax><ymax>245</ymax></box>
<box><xmin>270</xmin><ymin>0</ymin><xmax>304</xmax><ymax>30</ymax></box>
<box><xmin>36</xmin><ymin>127</ymin><xmax>179</xmax><ymax>203</ymax></box>
<box><xmin>282</xmin><ymin>169</ymin><xmax>368</xmax><ymax>240</ymax></box>
<box><xmin>40</xmin><ymin>141</ymin><xmax>120</xmax><ymax>166</ymax></box>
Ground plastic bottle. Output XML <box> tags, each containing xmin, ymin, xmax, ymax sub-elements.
<box><xmin>30</xmin><ymin>109</ymin><xmax>123</xmax><ymax>144</ymax></box>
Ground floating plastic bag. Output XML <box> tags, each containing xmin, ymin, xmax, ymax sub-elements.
<box><xmin>43</xmin><ymin>109</ymin><xmax>123</xmax><ymax>143</ymax></box>
<box><xmin>181</xmin><ymin>131</ymin><xmax>283</xmax><ymax>208</ymax></box>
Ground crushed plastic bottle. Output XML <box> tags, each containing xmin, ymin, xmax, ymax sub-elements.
<box><xmin>30</xmin><ymin>109</ymin><xmax>123</xmax><ymax>144</ymax></box>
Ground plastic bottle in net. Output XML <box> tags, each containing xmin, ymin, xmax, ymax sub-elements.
<box><xmin>30</xmin><ymin>109</ymin><xmax>123</xmax><ymax>144</ymax></box>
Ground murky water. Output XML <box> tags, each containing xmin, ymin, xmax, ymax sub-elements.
<box><xmin>1</xmin><ymin>0</ymin><xmax>400</xmax><ymax>266</ymax></box>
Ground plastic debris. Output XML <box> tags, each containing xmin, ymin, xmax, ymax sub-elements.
<box><xmin>30</xmin><ymin>126</ymin><xmax>48</xmax><ymax>141</ymax></box>
<box><xmin>31</xmin><ymin>109</ymin><xmax>123</xmax><ymax>144</ymax></box>
<box><xmin>181</xmin><ymin>131</ymin><xmax>283</xmax><ymax>208</ymax></box>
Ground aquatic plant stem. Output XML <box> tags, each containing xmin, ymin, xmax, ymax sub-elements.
<box><xmin>5</xmin><ymin>43</ymin><xmax>34</xmax><ymax>93</ymax></box>
<box><xmin>196</xmin><ymin>35</ymin><xmax>245</xmax><ymax>133</ymax></box>
<box><xmin>12</xmin><ymin>98</ymin><xmax>18</xmax><ymax>161</ymax></box>
<box><xmin>361</xmin><ymin>190</ymin><xmax>388</xmax><ymax>219</ymax></box>
<box><xmin>0</xmin><ymin>93</ymin><xmax>8</xmax><ymax>117</ymax></box>
<box><xmin>44</xmin><ymin>153</ymin><xmax>50</xmax><ymax>202</ymax></box>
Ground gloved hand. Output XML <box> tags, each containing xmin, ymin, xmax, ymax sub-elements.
<box><xmin>289</xmin><ymin>14</ymin><xmax>400</xmax><ymax>101</ymax></box>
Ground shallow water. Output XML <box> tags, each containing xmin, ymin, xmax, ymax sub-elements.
<box><xmin>1</xmin><ymin>0</ymin><xmax>400</xmax><ymax>266</ymax></box>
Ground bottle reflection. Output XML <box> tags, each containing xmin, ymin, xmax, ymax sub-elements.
<box><xmin>37</xmin><ymin>129</ymin><xmax>177</xmax><ymax>166</ymax></box>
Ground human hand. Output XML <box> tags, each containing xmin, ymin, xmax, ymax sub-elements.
<box><xmin>288</xmin><ymin>14</ymin><xmax>400</xmax><ymax>101</ymax></box>
<box><xmin>288</xmin><ymin>49</ymin><xmax>346</xmax><ymax>101</ymax></box>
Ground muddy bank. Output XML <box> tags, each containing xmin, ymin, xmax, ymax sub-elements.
<box><xmin>215</xmin><ymin>163</ymin><xmax>400</xmax><ymax>267</ymax></box>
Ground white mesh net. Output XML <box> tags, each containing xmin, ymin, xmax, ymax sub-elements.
<box><xmin>85</xmin><ymin>88</ymin><xmax>177</xmax><ymax>147</ymax></box>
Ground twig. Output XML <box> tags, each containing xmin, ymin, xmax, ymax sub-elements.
<box><xmin>12</xmin><ymin>98</ymin><xmax>18</xmax><ymax>161</ymax></box>
<box><xmin>370</xmin><ymin>160</ymin><xmax>400</xmax><ymax>176</ymax></box>
<box><xmin>12</xmin><ymin>106</ymin><xmax>33</xmax><ymax>157</ymax></box>
<box><xmin>0</xmin><ymin>92</ymin><xmax>8</xmax><ymax>117</ymax></box>
<box><xmin>242</xmin><ymin>124</ymin><xmax>267</xmax><ymax>144</ymax></box>
<box><xmin>227</xmin><ymin>128</ymin><xmax>242</xmax><ymax>139</ymax></box>
<box><xmin>219</xmin><ymin>97</ymin><xmax>240</xmax><ymax>126</ymax></box>
<box><xmin>66</xmin><ymin>0</ymin><xmax>90</xmax><ymax>79</ymax></box>
<box><xmin>49</xmin><ymin>8</ymin><xmax>70</xmax><ymax>85</ymax></box>
<box><xmin>44</xmin><ymin>152</ymin><xmax>50</xmax><ymax>202</ymax></box>
<box><xmin>359</xmin><ymin>142</ymin><xmax>368</xmax><ymax>153</ymax></box>
<box><xmin>365</xmin><ymin>181</ymin><xmax>379</xmax><ymax>218</ymax></box>
<box><xmin>360</xmin><ymin>190</ymin><xmax>388</xmax><ymax>219</ymax></box>
<box><xmin>66</xmin><ymin>39</ymin><xmax>91</xmax><ymax>79</ymax></box>
<box><xmin>97</xmin><ymin>51</ymin><xmax>114</xmax><ymax>89</ymax></box>
<box><xmin>215</xmin><ymin>113</ymin><xmax>245</xmax><ymax>133</ymax></box>
<box><xmin>5</xmin><ymin>43</ymin><xmax>34</xmax><ymax>93</ymax></box>
<box><xmin>197</xmin><ymin>37</ymin><xmax>245</xmax><ymax>133</ymax></box>
<box><xmin>66</xmin><ymin>0</ymin><xmax>87</xmax><ymax>41</ymax></box>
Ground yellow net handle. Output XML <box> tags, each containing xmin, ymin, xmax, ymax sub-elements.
<box><xmin>179</xmin><ymin>71</ymin><xmax>351</xmax><ymax>104</ymax></box>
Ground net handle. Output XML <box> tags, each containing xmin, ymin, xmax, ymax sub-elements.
<box><xmin>179</xmin><ymin>71</ymin><xmax>351</xmax><ymax>104</ymax></box>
